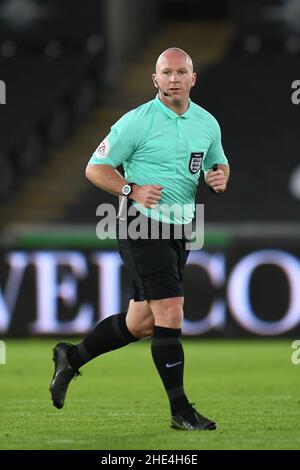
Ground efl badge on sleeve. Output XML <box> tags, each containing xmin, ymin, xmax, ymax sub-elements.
<box><xmin>95</xmin><ymin>137</ymin><xmax>110</xmax><ymax>159</ymax></box>
<box><xmin>189</xmin><ymin>152</ymin><xmax>204</xmax><ymax>174</ymax></box>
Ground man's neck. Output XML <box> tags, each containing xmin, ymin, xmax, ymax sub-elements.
<box><xmin>159</xmin><ymin>95</ymin><xmax>189</xmax><ymax>116</ymax></box>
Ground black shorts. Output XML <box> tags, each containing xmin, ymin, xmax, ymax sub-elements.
<box><xmin>116</xmin><ymin>209</ymin><xmax>190</xmax><ymax>301</ymax></box>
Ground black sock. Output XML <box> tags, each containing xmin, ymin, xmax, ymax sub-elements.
<box><xmin>67</xmin><ymin>312</ymin><xmax>138</xmax><ymax>370</ymax></box>
<box><xmin>151</xmin><ymin>325</ymin><xmax>189</xmax><ymax>415</ymax></box>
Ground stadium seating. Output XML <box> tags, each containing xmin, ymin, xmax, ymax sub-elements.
<box><xmin>0</xmin><ymin>0</ymin><xmax>106</xmax><ymax>201</ymax></box>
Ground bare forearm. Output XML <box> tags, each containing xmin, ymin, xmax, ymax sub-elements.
<box><xmin>85</xmin><ymin>164</ymin><xmax>126</xmax><ymax>196</ymax></box>
<box><xmin>85</xmin><ymin>163</ymin><xmax>164</xmax><ymax>208</ymax></box>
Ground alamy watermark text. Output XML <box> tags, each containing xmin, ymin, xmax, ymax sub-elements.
<box><xmin>0</xmin><ymin>80</ymin><xmax>6</xmax><ymax>104</ymax></box>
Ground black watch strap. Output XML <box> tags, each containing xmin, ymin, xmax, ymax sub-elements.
<box><xmin>127</xmin><ymin>182</ymin><xmax>136</xmax><ymax>199</ymax></box>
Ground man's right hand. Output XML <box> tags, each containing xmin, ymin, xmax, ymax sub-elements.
<box><xmin>129</xmin><ymin>184</ymin><xmax>164</xmax><ymax>208</ymax></box>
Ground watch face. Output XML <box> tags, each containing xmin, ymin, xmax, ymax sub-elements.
<box><xmin>122</xmin><ymin>184</ymin><xmax>131</xmax><ymax>196</ymax></box>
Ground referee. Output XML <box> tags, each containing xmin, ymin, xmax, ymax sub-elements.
<box><xmin>50</xmin><ymin>47</ymin><xmax>230</xmax><ymax>431</ymax></box>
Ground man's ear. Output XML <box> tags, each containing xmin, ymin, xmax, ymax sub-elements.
<box><xmin>152</xmin><ymin>73</ymin><xmax>158</xmax><ymax>88</ymax></box>
<box><xmin>191</xmin><ymin>72</ymin><xmax>197</xmax><ymax>87</ymax></box>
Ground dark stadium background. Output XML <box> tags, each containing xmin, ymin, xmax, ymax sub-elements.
<box><xmin>1</xmin><ymin>0</ymin><xmax>300</xmax><ymax>339</ymax></box>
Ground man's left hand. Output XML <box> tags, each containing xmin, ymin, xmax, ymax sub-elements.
<box><xmin>206</xmin><ymin>168</ymin><xmax>227</xmax><ymax>193</ymax></box>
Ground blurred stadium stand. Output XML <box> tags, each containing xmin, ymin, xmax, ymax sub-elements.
<box><xmin>0</xmin><ymin>0</ymin><xmax>107</xmax><ymax>206</ymax></box>
<box><xmin>195</xmin><ymin>0</ymin><xmax>300</xmax><ymax>222</ymax></box>
<box><xmin>196</xmin><ymin>52</ymin><xmax>300</xmax><ymax>222</ymax></box>
<box><xmin>0</xmin><ymin>0</ymin><xmax>160</xmax><ymax>224</ymax></box>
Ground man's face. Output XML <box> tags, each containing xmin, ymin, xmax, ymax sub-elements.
<box><xmin>153</xmin><ymin>51</ymin><xmax>196</xmax><ymax>104</ymax></box>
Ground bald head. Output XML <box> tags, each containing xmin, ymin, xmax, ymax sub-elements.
<box><xmin>155</xmin><ymin>48</ymin><xmax>193</xmax><ymax>73</ymax></box>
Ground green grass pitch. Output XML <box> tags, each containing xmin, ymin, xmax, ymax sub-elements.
<box><xmin>0</xmin><ymin>338</ymin><xmax>299</xmax><ymax>450</ymax></box>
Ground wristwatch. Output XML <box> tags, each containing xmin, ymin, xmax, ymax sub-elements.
<box><xmin>121</xmin><ymin>182</ymin><xmax>134</xmax><ymax>196</ymax></box>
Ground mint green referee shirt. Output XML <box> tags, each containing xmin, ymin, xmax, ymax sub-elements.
<box><xmin>88</xmin><ymin>95</ymin><xmax>228</xmax><ymax>223</ymax></box>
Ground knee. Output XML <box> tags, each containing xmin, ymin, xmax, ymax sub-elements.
<box><xmin>151</xmin><ymin>298</ymin><xmax>183</xmax><ymax>329</ymax></box>
<box><xmin>163</xmin><ymin>305</ymin><xmax>183</xmax><ymax>328</ymax></box>
<box><xmin>129</xmin><ymin>317</ymin><xmax>154</xmax><ymax>339</ymax></box>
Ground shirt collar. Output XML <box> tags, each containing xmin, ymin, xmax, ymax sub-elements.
<box><xmin>154</xmin><ymin>94</ymin><xmax>192</xmax><ymax>119</ymax></box>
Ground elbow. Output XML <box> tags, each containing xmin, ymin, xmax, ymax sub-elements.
<box><xmin>85</xmin><ymin>164</ymin><xmax>93</xmax><ymax>182</ymax></box>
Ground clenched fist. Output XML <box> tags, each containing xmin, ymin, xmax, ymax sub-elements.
<box><xmin>206</xmin><ymin>168</ymin><xmax>227</xmax><ymax>193</ymax></box>
<box><xmin>129</xmin><ymin>184</ymin><xmax>164</xmax><ymax>208</ymax></box>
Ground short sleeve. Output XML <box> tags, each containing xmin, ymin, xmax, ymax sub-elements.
<box><xmin>88</xmin><ymin>110</ymin><xmax>138</xmax><ymax>168</ymax></box>
<box><xmin>202</xmin><ymin>118</ymin><xmax>228</xmax><ymax>172</ymax></box>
